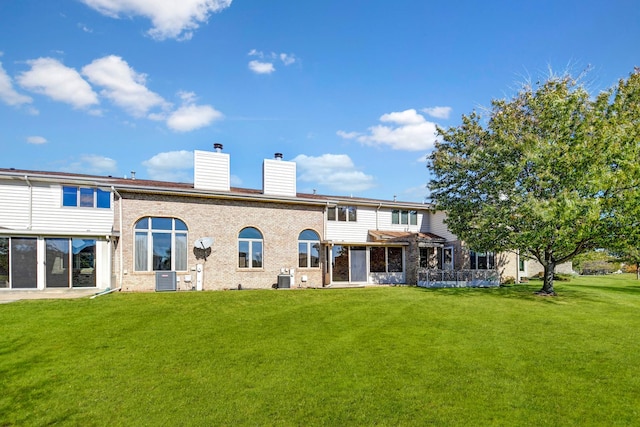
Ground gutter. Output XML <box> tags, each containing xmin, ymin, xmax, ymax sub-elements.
<box><xmin>0</xmin><ymin>229</ymin><xmax>116</xmax><ymax>238</ymax></box>
<box><xmin>114</xmin><ymin>185</ymin><xmax>333</xmax><ymax>207</ymax></box>
<box><xmin>1</xmin><ymin>170</ymin><xmax>435</xmax><ymax>210</ymax></box>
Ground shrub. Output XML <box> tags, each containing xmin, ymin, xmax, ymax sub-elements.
<box><xmin>501</xmin><ymin>276</ymin><xmax>516</xmax><ymax>285</ymax></box>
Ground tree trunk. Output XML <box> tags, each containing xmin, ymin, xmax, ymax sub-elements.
<box><xmin>537</xmin><ymin>261</ymin><xmax>557</xmax><ymax>296</ymax></box>
<box><xmin>637</xmin><ymin>263</ymin><xmax>639</xmax><ymax>280</ymax></box>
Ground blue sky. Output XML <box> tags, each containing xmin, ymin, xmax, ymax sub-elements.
<box><xmin>1</xmin><ymin>0</ymin><xmax>638</xmax><ymax>202</ymax></box>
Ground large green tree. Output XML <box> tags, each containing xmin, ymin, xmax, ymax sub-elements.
<box><xmin>428</xmin><ymin>70</ymin><xmax>640</xmax><ymax>295</ymax></box>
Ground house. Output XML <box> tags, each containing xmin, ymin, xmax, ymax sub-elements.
<box><xmin>0</xmin><ymin>145</ymin><xmax>527</xmax><ymax>292</ymax></box>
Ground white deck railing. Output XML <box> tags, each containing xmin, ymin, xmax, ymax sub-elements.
<box><xmin>417</xmin><ymin>269</ymin><xmax>500</xmax><ymax>288</ymax></box>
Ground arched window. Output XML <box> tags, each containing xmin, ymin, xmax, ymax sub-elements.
<box><xmin>238</xmin><ymin>227</ymin><xmax>263</xmax><ymax>269</ymax></box>
<box><xmin>298</xmin><ymin>229</ymin><xmax>320</xmax><ymax>268</ymax></box>
<box><xmin>135</xmin><ymin>217</ymin><xmax>188</xmax><ymax>271</ymax></box>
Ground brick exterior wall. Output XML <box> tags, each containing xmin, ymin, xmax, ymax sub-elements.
<box><xmin>115</xmin><ymin>192</ymin><xmax>325</xmax><ymax>291</ymax></box>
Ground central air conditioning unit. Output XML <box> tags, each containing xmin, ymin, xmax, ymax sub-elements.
<box><xmin>155</xmin><ymin>271</ymin><xmax>177</xmax><ymax>292</ymax></box>
<box><xmin>277</xmin><ymin>268</ymin><xmax>295</xmax><ymax>289</ymax></box>
<box><xmin>277</xmin><ymin>274</ymin><xmax>291</xmax><ymax>289</ymax></box>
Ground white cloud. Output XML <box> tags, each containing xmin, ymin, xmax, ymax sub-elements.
<box><xmin>422</xmin><ymin>106</ymin><xmax>452</xmax><ymax>120</ymax></box>
<box><xmin>248</xmin><ymin>60</ymin><xmax>275</xmax><ymax>74</ymax></box>
<box><xmin>247</xmin><ymin>50</ymin><xmax>297</xmax><ymax>74</ymax></box>
<box><xmin>78</xmin><ymin>23</ymin><xmax>93</xmax><ymax>33</ymax></box>
<box><xmin>338</xmin><ymin>109</ymin><xmax>439</xmax><ymax>151</ymax></box>
<box><xmin>336</xmin><ymin>130</ymin><xmax>361</xmax><ymax>139</ymax></box>
<box><xmin>64</xmin><ymin>155</ymin><xmax>118</xmax><ymax>174</ymax></box>
<box><xmin>165</xmin><ymin>90</ymin><xmax>223</xmax><ymax>132</ymax></box>
<box><xmin>26</xmin><ymin>136</ymin><xmax>47</xmax><ymax>144</ymax></box>
<box><xmin>0</xmin><ymin>62</ymin><xmax>33</xmax><ymax>107</ymax></box>
<box><xmin>167</xmin><ymin>104</ymin><xmax>223</xmax><ymax>132</ymax></box>
<box><xmin>293</xmin><ymin>153</ymin><xmax>375</xmax><ymax>193</ymax></box>
<box><xmin>80</xmin><ymin>0</ymin><xmax>232</xmax><ymax>40</ymax></box>
<box><xmin>380</xmin><ymin>109</ymin><xmax>426</xmax><ymax>125</ymax></box>
<box><xmin>279</xmin><ymin>53</ymin><xmax>296</xmax><ymax>66</ymax></box>
<box><xmin>17</xmin><ymin>58</ymin><xmax>98</xmax><ymax>109</ymax></box>
<box><xmin>143</xmin><ymin>150</ymin><xmax>194</xmax><ymax>181</ymax></box>
<box><xmin>82</xmin><ymin>55</ymin><xmax>168</xmax><ymax>117</ymax></box>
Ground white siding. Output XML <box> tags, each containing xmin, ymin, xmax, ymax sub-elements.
<box><xmin>377</xmin><ymin>209</ymin><xmax>426</xmax><ymax>233</ymax></box>
<box><xmin>0</xmin><ymin>181</ymin><xmax>31</xmax><ymax>230</ymax></box>
<box><xmin>30</xmin><ymin>183</ymin><xmax>114</xmax><ymax>235</ymax></box>
<box><xmin>425</xmin><ymin>210</ymin><xmax>458</xmax><ymax>241</ymax></box>
<box><xmin>263</xmin><ymin>158</ymin><xmax>296</xmax><ymax>197</ymax></box>
<box><xmin>194</xmin><ymin>150</ymin><xmax>230</xmax><ymax>191</ymax></box>
<box><xmin>325</xmin><ymin>206</ymin><xmax>377</xmax><ymax>242</ymax></box>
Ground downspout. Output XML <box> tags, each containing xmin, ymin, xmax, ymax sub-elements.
<box><xmin>376</xmin><ymin>203</ymin><xmax>382</xmax><ymax>230</ymax></box>
<box><xmin>324</xmin><ymin>202</ymin><xmax>329</xmax><ymax>287</ymax></box>
<box><xmin>24</xmin><ymin>175</ymin><xmax>32</xmax><ymax>229</ymax></box>
<box><xmin>112</xmin><ymin>186</ymin><xmax>123</xmax><ymax>289</ymax></box>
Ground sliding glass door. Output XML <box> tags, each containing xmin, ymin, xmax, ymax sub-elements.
<box><xmin>0</xmin><ymin>238</ymin><xmax>8</xmax><ymax>288</ymax></box>
<box><xmin>11</xmin><ymin>238</ymin><xmax>37</xmax><ymax>289</ymax></box>
<box><xmin>46</xmin><ymin>238</ymin><xmax>70</xmax><ymax>288</ymax></box>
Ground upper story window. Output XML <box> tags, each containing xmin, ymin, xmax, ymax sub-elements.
<box><xmin>392</xmin><ymin>210</ymin><xmax>417</xmax><ymax>225</ymax></box>
<box><xmin>62</xmin><ymin>186</ymin><xmax>111</xmax><ymax>209</ymax></box>
<box><xmin>328</xmin><ymin>205</ymin><xmax>357</xmax><ymax>222</ymax></box>
<box><xmin>134</xmin><ymin>217</ymin><xmax>188</xmax><ymax>272</ymax></box>
<box><xmin>470</xmin><ymin>251</ymin><xmax>495</xmax><ymax>270</ymax></box>
<box><xmin>239</xmin><ymin>227</ymin><xmax>263</xmax><ymax>269</ymax></box>
<box><xmin>298</xmin><ymin>229</ymin><xmax>320</xmax><ymax>268</ymax></box>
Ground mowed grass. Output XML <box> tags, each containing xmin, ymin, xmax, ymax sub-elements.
<box><xmin>1</xmin><ymin>275</ymin><xmax>640</xmax><ymax>426</ymax></box>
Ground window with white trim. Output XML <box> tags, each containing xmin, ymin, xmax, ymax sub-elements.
<box><xmin>370</xmin><ymin>247</ymin><xmax>404</xmax><ymax>273</ymax></box>
<box><xmin>419</xmin><ymin>247</ymin><xmax>442</xmax><ymax>269</ymax></box>
<box><xmin>392</xmin><ymin>210</ymin><xmax>417</xmax><ymax>225</ymax></box>
<box><xmin>328</xmin><ymin>205</ymin><xmax>357</xmax><ymax>222</ymax></box>
<box><xmin>298</xmin><ymin>230</ymin><xmax>320</xmax><ymax>268</ymax></box>
<box><xmin>134</xmin><ymin>217</ymin><xmax>188</xmax><ymax>271</ymax></box>
<box><xmin>469</xmin><ymin>251</ymin><xmax>495</xmax><ymax>270</ymax></box>
<box><xmin>62</xmin><ymin>186</ymin><xmax>111</xmax><ymax>208</ymax></box>
<box><xmin>239</xmin><ymin>227</ymin><xmax>263</xmax><ymax>269</ymax></box>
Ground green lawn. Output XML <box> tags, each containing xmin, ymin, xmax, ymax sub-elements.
<box><xmin>1</xmin><ymin>275</ymin><xmax>640</xmax><ymax>426</ymax></box>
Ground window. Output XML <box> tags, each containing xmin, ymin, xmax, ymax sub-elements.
<box><xmin>134</xmin><ymin>217</ymin><xmax>188</xmax><ymax>271</ymax></box>
<box><xmin>392</xmin><ymin>210</ymin><xmax>418</xmax><ymax>225</ymax></box>
<box><xmin>388</xmin><ymin>247</ymin><xmax>403</xmax><ymax>272</ymax></box>
<box><xmin>331</xmin><ymin>245</ymin><xmax>349</xmax><ymax>282</ymax></box>
<box><xmin>469</xmin><ymin>251</ymin><xmax>495</xmax><ymax>270</ymax></box>
<box><xmin>420</xmin><ymin>247</ymin><xmax>443</xmax><ymax>269</ymax></box>
<box><xmin>328</xmin><ymin>205</ymin><xmax>357</xmax><ymax>222</ymax></box>
<box><xmin>239</xmin><ymin>227</ymin><xmax>263</xmax><ymax>269</ymax></box>
<box><xmin>370</xmin><ymin>247</ymin><xmax>386</xmax><ymax>273</ymax></box>
<box><xmin>370</xmin><ymin>247</ymin><xmax>404</xmax><ymax>273</ymax></box>
<box><xmin>443</xmin><ymin>247</ymin><xmax>454</xmax><ymax>270</ymax></box>
<box><xmin>327</xmin><ymin>207</ymin><xmax>336</xmax><ymax>221</ymax></box>
<box><xmin>298</xmin><ymin>230</ymin><xmax>320</xmax><ymax>268</ymax></box>
<box><xmin>62</xmin><ymin>186</ymin><xmax>111</xmax><ymax>209</ymax></box>
<box><xmin>421</xmin><ymin>247</ymin><xmax>453</xmax><ymax>270</ymax></box>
